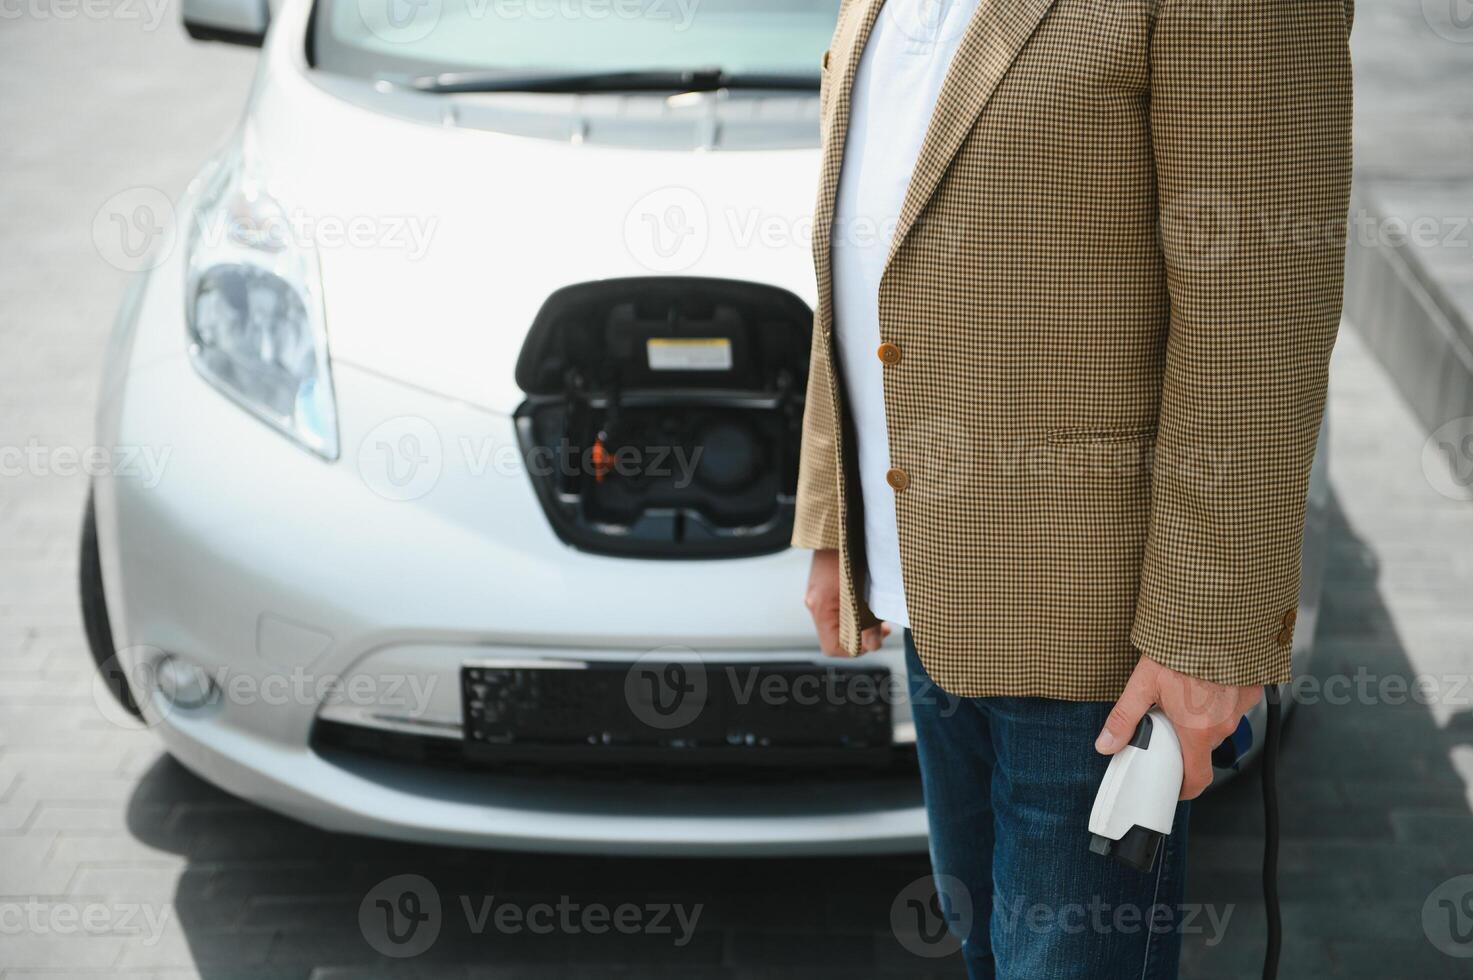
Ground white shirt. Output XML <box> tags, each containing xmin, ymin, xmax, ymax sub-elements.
<box><xmin>830</xmin><ymin>0</ymin><xmax>980</xmax><ymax>628</ymax></box>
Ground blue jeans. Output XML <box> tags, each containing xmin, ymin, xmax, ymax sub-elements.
<box><xmin>905</xmin><ymin>631</ymin><xmax>1191</xmax><ymax>980</ymax></box>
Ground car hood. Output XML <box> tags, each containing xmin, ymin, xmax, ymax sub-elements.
<box><xmin>246</xmin><ymin>71</ymin><xmax>823</xmax><ymax>416</ymax></box>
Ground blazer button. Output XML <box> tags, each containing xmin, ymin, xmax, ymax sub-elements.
<box><xmin>876</xmin><ymin>342</ymin><xmax>902</xmax><ymax>366</ymax></box>
<box><xmin>886</xmin><ymin>467</ymin><xmax>909</xmax><ymax>492</ymax></box>
<box><xmin>1281</xmin><ymin>609</ymin><xmax>1297</xmax><ymax>630</ymax></box>
<box><xmin>1275</xmin><ymin>627</ymin><xmax>1292</xmax><ymax>646</ymax></box>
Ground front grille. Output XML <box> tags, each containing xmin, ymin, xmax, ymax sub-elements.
<box><xmin>312</xmin><ymin>720</ymin><xmax>918</xmax><ymax>786</ymax></box>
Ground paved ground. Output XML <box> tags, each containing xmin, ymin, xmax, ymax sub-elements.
<box><xmin>4</xmin><ymin>2</ymin><xmax>1473</xmax><ymax>978</ymax></box>
<box><xmin>1346</xmin><ymin>0</ymin><xmax>1473</xmax><ymax>439</ymax></box>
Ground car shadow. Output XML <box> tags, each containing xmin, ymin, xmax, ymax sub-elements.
<box><xmin>1178</xmin><ymin>493</ymin><xmax>1473</xmax><ymax>979</ymax></box>
<box><xmin>124</xmin><ymin>752</ymin><xmax>947</xmax><ymax>978</ymax></box>
<box><xmin>124</xmin><ymin>494</ymin><xmax>1472</xmax><ymax>979</ymax></box>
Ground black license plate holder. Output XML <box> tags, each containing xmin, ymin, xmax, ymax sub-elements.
<box><xmin>460</xmin><ymin>660</ymin><xmax>892</xmax><ymax>765</ymax></box>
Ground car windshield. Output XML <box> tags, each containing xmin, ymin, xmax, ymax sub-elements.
<box><xmin>313</xmin><ymin>0</ymin><xmax>841</xmax><ymax>86</ymax></box>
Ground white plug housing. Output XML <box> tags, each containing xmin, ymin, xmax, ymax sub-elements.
<box><xmin>1087</xmin><ymin>708</ymin><xmax>1183</xmax><ymax>871</ymax></box>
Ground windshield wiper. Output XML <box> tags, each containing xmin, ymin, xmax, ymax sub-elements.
<box><xmin>391</xmin><ymin>68</ymin><xmax>820</xmax><ymax>95</ymax></box>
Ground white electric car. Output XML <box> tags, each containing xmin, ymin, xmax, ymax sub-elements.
<box><xmin>83</xmin><ymin>0</ymin><xmax>1331</xmax><ymax>855</ymax></box>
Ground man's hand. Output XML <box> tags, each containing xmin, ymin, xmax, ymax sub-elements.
<box><xmin>805</xmin><ymin>549</ymin><xmax>890</xmax><ymax>657</ymax></box>
<box><xmin>1095</xmin><ymin>655</ymin><xmax>1262</xmax><ymax>800</ymax></box>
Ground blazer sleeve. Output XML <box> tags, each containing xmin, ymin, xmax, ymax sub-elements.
<box><xmin>1130</xmin><ymin>0</ymin><xmax>1354</xmax><ymax>685</ymax></box>
<box><xmin>792</xmin><ymin>325</ymin><xmax>844</xmax><ymax>550</ymax></box>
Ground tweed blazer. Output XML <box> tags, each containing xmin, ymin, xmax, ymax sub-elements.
<box><xmin>793</xmin><ymin>0</ymin><xmax>1355</xmax><ymax>698</ymax></box>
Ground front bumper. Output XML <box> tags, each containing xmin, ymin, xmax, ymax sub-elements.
<box><xmin>93</xmin><ymin>340</ymin><xmax>925</xmax><ymax>855</ymax></box>
<box><xmin>91</xmin><ymin>267</ymin><xmax>1328</xmax><ymax>854</ymax></box>
<box><xmin>155</xmin><ymin>704</ymin><xmax>923</xmax><ymax>855</ymax></box>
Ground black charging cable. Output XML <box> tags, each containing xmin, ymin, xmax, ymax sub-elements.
<box><xmin>1261</xmin><ymin>684</ymin><xmax>1283</xmax><ymax>980</ymax></box>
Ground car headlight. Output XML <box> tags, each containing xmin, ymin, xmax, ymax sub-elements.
<box><xmin>184</xmin><ymin>137</ymin><xmax>339</xmax><ymax>459</ymax></box>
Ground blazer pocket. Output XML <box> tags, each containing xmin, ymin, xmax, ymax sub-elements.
<box><xmin>1045</xmin><ymin>425</ymin><xmax>1157</xmax><ymax>446</ymax></box>
<box><xmin>1044</xmin><ymin>426</ymin><xmax>1157</xmax><ymax>484</ymax></box>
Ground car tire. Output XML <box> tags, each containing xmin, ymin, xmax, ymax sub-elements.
<box><xmin>79</xmin><ymin>489</ymin><xmax>141</xmax><ymax>718</ymax></box>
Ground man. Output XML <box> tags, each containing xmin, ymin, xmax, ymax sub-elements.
<box><xmin>795</xmin><ymin>0</ymin><xmax>1353</xmax><ymax>975</ymax></box>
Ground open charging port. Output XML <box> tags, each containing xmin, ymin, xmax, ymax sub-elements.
<box><xmin>513</xmin><ymin>277</ymin><xmax>813</xmax><ymax>559</ymax></box>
